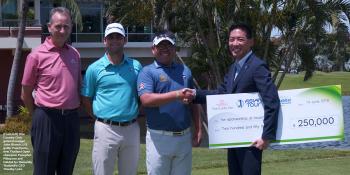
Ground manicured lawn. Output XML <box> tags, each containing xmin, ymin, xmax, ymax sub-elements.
<box><xmin>1</xmin><ymin>135</ymin><xmax>350</xmax><ymax>175</ymax></box>
<box><xmin>279</xmin><ymin>71</ymin><xmax>350</xmax><ymax>95</ymax></box>
<box><xmin>263</xmin><ymin>156</ymin><xmax>350</xmax><ymax>175</ymax></box>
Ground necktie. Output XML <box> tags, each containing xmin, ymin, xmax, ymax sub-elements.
<box><xmin>234</xmin><ymin>63</ymin><xmax>241</xmax><ymax>80</ymax></box>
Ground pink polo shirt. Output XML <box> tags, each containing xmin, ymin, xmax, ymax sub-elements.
<box><xmin>22</xmin><ymin>37</ymin><xmax>81</xmax><ymax>109</ymax></box>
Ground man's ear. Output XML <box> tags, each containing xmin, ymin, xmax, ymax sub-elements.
<box><xmin>123</xmin><ymin>37</ymin><xmax>128</xmax><ymax>45</ymax></box>
<box><xmin>151</xmin><ymin>46</ymin><xmax>157</xmax><ymax>55</ymax></box>
<box><xmin>248</xmin><ymin>39</ymin><xmax>254</xmax><ymax>48</ymax></box>
<box><xmin>47</xmin><ymin>23</ymin><xmax>52</xmax><ymax>33</ymax></box>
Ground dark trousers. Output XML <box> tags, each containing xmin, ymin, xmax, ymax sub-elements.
<box><xmin>31</xmin><ymin>107</ymin><xmax>80</xmax><ymax>175</ymax></box>
<box><xmin>227</xmin><ymin>147</ymin><xmax>262</xmax><ymax>175</ymax></box>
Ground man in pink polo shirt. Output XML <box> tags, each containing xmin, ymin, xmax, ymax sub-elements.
<box><xmin>21</xmin><ymin>7</ymin><xmax>81</xmax><ymax>175</ymax></box>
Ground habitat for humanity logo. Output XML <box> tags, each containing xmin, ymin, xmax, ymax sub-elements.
<box><xmin>212</xmin><ymin>99</ymin><xmax>234</xmax><ymax>110</ymax></box>
<box><xmin>236</xmin><ymin>98</ymin><xmax>262</xmax><ymax>108</ymax></box>
<box><xmin>215</xmin><ymin>100</ymin><xmax>228</xmax><ymax>107</ymax></box>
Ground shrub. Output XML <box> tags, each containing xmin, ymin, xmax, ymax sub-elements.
<box><xmin>0</xmin><ymin>106</ymin><xmax>31</xmax><ymax>134</ymax></box>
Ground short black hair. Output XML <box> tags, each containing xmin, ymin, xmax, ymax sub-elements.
<box><xmin>228</xmin><ymin>23</ymin><xmax>253</xmax><ymax>39</ymax></box>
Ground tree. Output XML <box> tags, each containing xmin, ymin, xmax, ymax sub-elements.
<box><xmin>104</xmin><ymin>0</ymin><xmax>153</xmax><ymax>26</ymax></box>
<box><xmin>329</xmin><ymin>21</ymin><xmax>349</xmax><ymax>71</ymax></box>
<box><xmin>60</xmin><ymin>0</ymin><xmax>83</xmax><ymax>31</ymax></box>
<box><xmin>6</xmin><ymin>0</ymin><xmax>29</xmax><ymax>118</ymax></box>
<box><xmin>273</xmin><ymin>0</ymin><xmax>350</xmax><ymax>86</ymax></box>
<box><xmin>103</xmin><ymin>0</ymin><xmax>350</xmax><ymax>89</ymax></box>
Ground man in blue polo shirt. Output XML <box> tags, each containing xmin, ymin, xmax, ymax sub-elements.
<box><xmin>81</xmin><ymin>23</ymin><xmax>142</xmax><ymax>175</ymax></box>
<box><xmin>137</xmin><ymin>30</ymin><xmax>202</xmax><ymax>175</ymax></box>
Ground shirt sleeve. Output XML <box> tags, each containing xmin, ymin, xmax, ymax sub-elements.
<box><xmin>21</xmin><ymin>53</ymin><xmax>38</xmax><ymax>86</ymax></box>
<box><xmin>185</xmin><ymin>65</ymin><xmax>194</xmax><ymax>89</ymax></box>
<box><xmin>253</xmin><ymin>63</ymin><xmax>280</xmax><ymax>140</ymax></box>
<box><xmin>81</xmin><ymin>65</ymin><xmax>96</xmax><ymax>98</ymax></box>
<box><xmin>135</xmin><ymin>60</ymin><xmax>143</xmax><ymax>73</ymax></box>
<box><xmin>137</xmin><ymin>67</ymin><xmax>154</xmax><ymax>97</ymax></box>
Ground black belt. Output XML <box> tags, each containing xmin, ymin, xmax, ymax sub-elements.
<box><xmin>38</xmin><ymin>106</ymin><xmax>78</xmax><ymax>115</ymax></box>
<box><xmin>96</xmin><ymin>118</ymin><xmax>136</xmax><ymax>126</ymax></box>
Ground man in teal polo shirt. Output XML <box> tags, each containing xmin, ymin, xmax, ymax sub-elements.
<box><xmin>81</xmin><ymin>23</ymin><xmax>142</xmax><ymax>175</ymax></box>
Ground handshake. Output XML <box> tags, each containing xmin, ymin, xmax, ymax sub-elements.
<box><xmin>176</xmin><ymin>88</ymin><xmax>196</xmax><ymax>104</ymax></box>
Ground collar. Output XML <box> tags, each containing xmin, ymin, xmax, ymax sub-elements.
<box><xmin>43</xmin><ymin>36</ymin><xmax>69</xmax><ymax>51</ymax></box>
<box><xmin>237</xmin><ymin>50</ymin><xmax>252</xmax><ymax>67</ymax></box>
<box><xmin>153</xmin><ymin>60</ymin><xmax>175</xmax><ymax>68</ymax></box>
<box><xmin>102</xmin><ymin>53</ymin><xmax>128</xmax><ymax>68</ymax></box>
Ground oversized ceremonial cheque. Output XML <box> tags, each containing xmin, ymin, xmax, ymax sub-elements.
<box><xmin>206</xmin><ymin>85</ymin><xmax>344</xmax><ymax>149</ymax></box>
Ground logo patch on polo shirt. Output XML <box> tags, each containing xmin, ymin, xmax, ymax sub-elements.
<box><xmin>159</xmin><ymin>75</ymin><xmax>167</xmax><ymax>82</ymax></box>
<box><xmin>70</xmin><ymin>59</ymin><xmax>77</xmax><ymax>64</ymax></box>
<box><xmin>139</xmin><ymin>82</ymin><xmax>145</xmax><ymax>90</ymax></box>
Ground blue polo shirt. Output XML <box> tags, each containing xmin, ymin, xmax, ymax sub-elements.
<box><xmin>81</xmin><ymin>53</ymin><xmax>142</xmax><ymax>121</ymax></box>
<box><xmin>137</xmin><ymin>61</ymin><xmax>193</xmax><ymax>131</ymax></box>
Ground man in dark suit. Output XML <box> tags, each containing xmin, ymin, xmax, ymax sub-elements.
<box><xmin>192</xmin><ymin>23</ymin><xmax>280</xmax><ymax>175</ymax></box>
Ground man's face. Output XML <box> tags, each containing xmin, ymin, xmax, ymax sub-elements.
<box><xmin>104</xmin><ymin>33</ymin><xmax>126</xmax><ymax>54</ymax></box>
<box><xmin>152</xmin><ymin>41</ymin><xmax>176</xmax><ymax>65</ymax></box>
<box><xmin>47</xmin><ymin>12</ymin><xmax>72</xmax><ymax>46</ymax></box>
<box><xmin>228</xmin><ymin>28</ymin><xmax>254</xmax><ymax>60</ymax></box>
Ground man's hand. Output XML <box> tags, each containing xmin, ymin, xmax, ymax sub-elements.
<box><xmin>192</xmin><ymin>128</ymin><xmax>202</xmax><ymax>147</ymax></box>
<box><xmin>21</xmin><ymin>86</ymin><xmax>35</xmax><ymax>116</ymax></box>
<box><xmin>81</xmin><ymin>96</ymin><xmax>96</xmax><ymax>121</ymax></box>
<box><xmin>180</xmin><ymin>88</ymin><xmax>195</xmax><ymax>104</ymax></box>
<box><xmin>251</xmin><ymin>138</ymin><xmax>270</xmax><ymax>150</ymax></box>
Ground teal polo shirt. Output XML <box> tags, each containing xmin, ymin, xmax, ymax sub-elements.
<box><xmin>81</xmin><ymin>54</ymin><xmax>142</xmax><ymax>121</ymax></box>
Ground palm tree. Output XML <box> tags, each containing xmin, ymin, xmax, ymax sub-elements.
<box><xmin>104</xmin><ymin>0</ymin><xmax>153</xmax><ymax>28</ymax></box>
<box><xmin>6</xmin><ymin>0</ymin><xmax>29</xmax><ymax>118</ymax></box>
<box><xmin>60</xmin><ymin>0</ymin><xmax>83</xmax><ymax>31</ymax></box>
<box><xmin>102</xmin><ymin>0</ymin><xmax>350</xmax><ymax>89</ymax></box>
<box><xmin>272</xmin><ymin>0</ymin><xmax>350</xmax><ymax>87</ymax></box>
<box><xmin>330</xmin><ymin>21</ymin><xmax>349</xmax><ymax>71</ymax></box>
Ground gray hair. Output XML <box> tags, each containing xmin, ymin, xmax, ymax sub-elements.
<box><xmin>48</xmin><ymin>7</ymin><xmax>72</xmax><ymax>24</ymax></box>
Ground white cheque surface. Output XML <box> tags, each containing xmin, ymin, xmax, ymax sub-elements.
<box><xmin>206</xmin><ymin>85</ymin><xmax>344</xmax><ymax>149</ymax></box>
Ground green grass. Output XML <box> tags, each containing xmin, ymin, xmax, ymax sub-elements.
<box><xmin>263</xmin><ymin>156</ymin><xmax>350</xmax><ymax>175</ymax></box>
<box><xmin>1</xmin><ymin>135</ymin><xmax>350</xmax><ymax>175</ymax></box>
<box><xmin>279</xmin><ymin>71</ymin><xmax>350</xmax><ymax>95</ymax></box>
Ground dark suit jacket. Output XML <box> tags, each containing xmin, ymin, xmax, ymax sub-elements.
<box><xmin>195</xmin><ymin>53</ymin><xmax>280</xmax><ymax>140</ymax></box>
